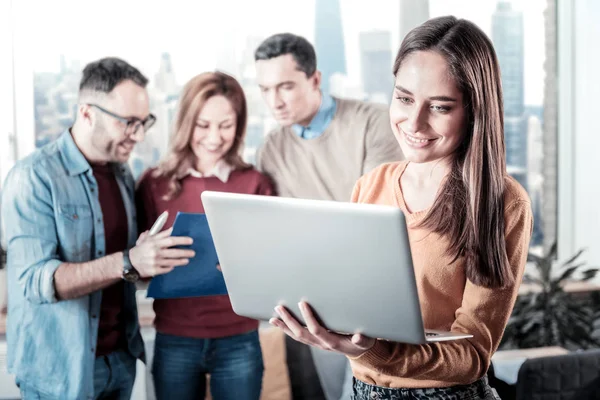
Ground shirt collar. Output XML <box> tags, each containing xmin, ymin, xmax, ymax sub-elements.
<box><xmin>184</xmin><ymin>159</ymin><xmax>234</xmax><ymax>183</ymax></box>
<box><xmin>291</xmin><ymin>93</ymin><xmax>336</xmax><ymax>139</ymax></box>
<box><xmin>57</xmin><ymin>129</ymin><xmax>92</xmax><ymax>176</ymax></box>
<box><xmin>58</xmin><ymin>129</ymin><xmax>129</xmax><ymax>179</ymax></box>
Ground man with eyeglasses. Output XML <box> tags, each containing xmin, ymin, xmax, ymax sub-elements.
<box><xmin>1</xmin><ymin>57</ymin><xmax>195</xmax><ymax>400</ymax></box>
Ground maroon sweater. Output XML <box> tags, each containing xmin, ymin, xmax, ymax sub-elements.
<box><xmin>92</xmin><ymin>163</ymin><xmax>128</xmax><ymax>357</ymax></box>
<box><xmin>136</xmin><ymin>166</ymin><xmax>275</xmax><ymax>338</ymax></box>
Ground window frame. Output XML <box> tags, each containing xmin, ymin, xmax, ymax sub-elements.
<box><xmin>556</xmin><ymin>0</ymin><xmax>575</xmax><ymax>261</ymax></box>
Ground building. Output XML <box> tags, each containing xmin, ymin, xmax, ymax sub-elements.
<box><xmin>359</xmin><ymin>30</ymin><xmax>393</xmax><ymax>99</ymax></box>
<box><xmin>314</xmin><ymin>0</ymin><xmax>347</xmax><ymax>93</ymax></box>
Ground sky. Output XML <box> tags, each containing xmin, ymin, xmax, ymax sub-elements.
<box><xmin>12</xmin><ymin>0</ymin><xmax>547</xmax><ymax>105</ymax></box>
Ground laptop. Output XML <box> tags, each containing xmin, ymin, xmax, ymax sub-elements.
<box><xmin>201</xmin><ymin>190</ymin><xmax>472</xmax><ymax>344</ymax></box>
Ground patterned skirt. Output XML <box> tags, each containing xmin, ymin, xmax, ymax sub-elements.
<box><xmin>352</xmin><ymin>377</ymin><xmax>501</xmax><ymax>400</ymax></box>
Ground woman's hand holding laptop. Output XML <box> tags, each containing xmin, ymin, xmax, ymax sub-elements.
<box><xmin>270</xmin><ymin>301</ymin><xmax>376</xmax><ymax>358</ymax></box>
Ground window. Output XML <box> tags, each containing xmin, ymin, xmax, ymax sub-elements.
<box><xmin>9</xmin><ymin>0</ymin><xmax>557</xmax><ymax>253</ymax></box>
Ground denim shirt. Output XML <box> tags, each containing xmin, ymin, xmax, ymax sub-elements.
<box><xmin>291</xmin><ymin>93</ymin><xmax>337</xmax><ymax>140</ymax></box>
<box><xmin>1</xmin><ymin>131</ymin><xmax>145</xmax><ymax>400</ymax></box>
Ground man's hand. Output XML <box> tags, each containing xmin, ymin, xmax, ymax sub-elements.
<box><xmin>136</xmin><ymin>231</ymin><xmax>149</xmax><ymax>246</ymax></box>
<box><xmin>129</xmin><ymin>228</ymin><xmax>195</xmax><ymax>278</ymax></box>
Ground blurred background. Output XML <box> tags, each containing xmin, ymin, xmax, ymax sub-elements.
<box><xmin>1</xmin><ymin>0</ymin><xmax>600</xmax><ymax>399</ymax></box>
<box><xmin>1</xmin><ymin>0</ymin><xmax>555</xmax><ymax>251</ymax></box>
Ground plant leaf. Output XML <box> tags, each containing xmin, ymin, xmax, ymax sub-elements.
<box><xmin>561</xmin><ymin>248</ymin><xmax>586</xmax><ymax>268</ymax></box>
<box><xmin>522</xmin><ymin>274</ymin><xmax>543</xmax><ymax>286</ymax></box>
<box><xmin>581</xmin><ymin>269</ymin><xmax>599</xmax><ymax>281</ymax></box>
<box><xmin>521</xmin><ymin>311</ymin><xmax>544</xmax><ymax>334</ymax></box>
<box><xmin>557</xmin><ymin>265</ymin><xmax>581</xmax><ymax>282</ymax></box>
<box><xmin>546</xmin><ymin>242</ymin><xmax>558</xmax><ymax>260</ymax></box>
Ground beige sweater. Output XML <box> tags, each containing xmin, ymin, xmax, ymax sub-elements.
<box><xmin>349</xmin><ymin>161</ymin><xmax>533</xmax><ymax>388</ymax></box>
<box><xmin>256</xmin><ymin>97</ymin><xmax>404</xmax><ymax>201</ymax></box>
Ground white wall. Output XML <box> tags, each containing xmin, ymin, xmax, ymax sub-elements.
<box><xmin>11</xmin><ymin>0</ymin><xmax>36</xmax><ymax>163</ymax></box>
<box><xmin>572</xmin><ymin>0</ymin><xmax>600</xmax><ymax>270</ymax></box>
<box><xmin>0</xmin><ymin>0</ymin><xmax>16</xmax><ymax>186</ymax></box>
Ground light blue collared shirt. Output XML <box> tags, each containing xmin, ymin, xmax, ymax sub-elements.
<box><xmin>291</xmin><ymin>93</ymin><xmax>337</xmax><ymax>140</ymax></box>
<box><xmin>1</xmin><ymin>131</ymin><xmax>145</xmax><ymax>400</ymax></box>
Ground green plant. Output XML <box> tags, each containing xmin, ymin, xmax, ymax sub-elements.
<box><xmin>501</xmin><ymin>243</ymin><xmax>600</xmax><ymax>350</ymax></box>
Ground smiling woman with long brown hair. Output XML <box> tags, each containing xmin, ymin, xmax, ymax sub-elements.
<box><xmin>270</xmin><ymin>16</ymin><xmax>533</xmax><ymax>400</ymax></box>
<box><xmin>136</xmin><ymin>71</ymin><xmax>274</xmax><ymax>400</ymax></box>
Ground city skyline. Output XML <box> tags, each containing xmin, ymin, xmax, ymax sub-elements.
<box><xmin>493</xmin><ymin>0</ymin><xmax>528</xmax><ymax>190</ymax></box>
<box><xmin>28</xmin><ymin>0</ymin><xmax>549</xmax><ymax>249</ymax></box>
<box><xmin>31</xmin><ymin>0</ymin><xmax>548</xmax><ymax>161</ymax></box>
<box><xmin>20</xmin><ymin>0</ymin><xmax>548</xmax><ymax>106</ymax></box>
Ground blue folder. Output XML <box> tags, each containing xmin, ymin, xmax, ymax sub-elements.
<box><xmin>147</xmin><ymin>212</ymin><xmax>228</xmax><ymax>299</ymax></box>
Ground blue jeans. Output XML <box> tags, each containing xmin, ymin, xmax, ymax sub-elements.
<box><xmin>17</xmin><ymin>350</ymin><xmax>136</xmax><ymax>400</ymax></box>
<box><xmin>93</xmin><ymin>350</ymin><xmax>137</xmax><ymax>400</ymax></box>
<box><xmin>152</xmin><ymin>330</ymin><xmax>264</xmax><ymax>400</ymax></box>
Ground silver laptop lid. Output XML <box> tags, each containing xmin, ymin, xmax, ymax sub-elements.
<box><xmin>201</xmin><ymin>190</ymin><xmax>428</xmax><ymax>344</ymax></box>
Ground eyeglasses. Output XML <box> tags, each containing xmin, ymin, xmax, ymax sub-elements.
<box><xmin>88</xmin><ymin>103</ymin><xmax>156</xmax><ymax>136</ymax></box>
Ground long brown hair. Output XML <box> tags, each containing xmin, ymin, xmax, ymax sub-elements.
<box><xmin>394</xmin><ymin>16</ymin><xmax>509</xmax><ymax>288</ymax></box>
<box><xmin>155</xmin><ymin>71</ymin><xmax>250</xmax><ymax>199</ymax></box>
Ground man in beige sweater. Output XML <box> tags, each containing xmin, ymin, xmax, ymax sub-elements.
<box><xmin>254</xmin><ymin>33</ymin><xmax>403</xmax><ymax>400</ymax></box>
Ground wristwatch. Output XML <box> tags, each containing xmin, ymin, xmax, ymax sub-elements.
<box><xmin>122</xmin><ymin>249</ymin><xmax>140</xmax><ymax>283</ymax></box>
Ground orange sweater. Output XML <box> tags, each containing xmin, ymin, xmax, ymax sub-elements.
<box><xmin>349</xmin><ymin>161</ymin><xmax>533</xmax><ymax>388</ymax></box>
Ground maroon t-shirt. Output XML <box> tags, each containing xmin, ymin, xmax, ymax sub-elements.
<box><xmin>92</xmin><ymin>163</ymin><xmax>128</xmax><ymax>357</ymax></box>
<box><xmin>136</xmin><ymin>167</ymin><xmax>275</xmax><ymax>338</ymax></box>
